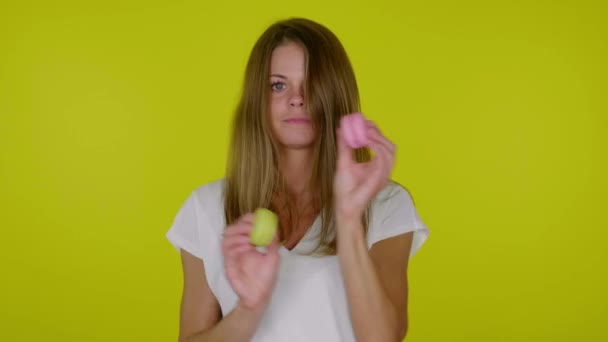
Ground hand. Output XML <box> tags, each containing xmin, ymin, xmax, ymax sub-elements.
<box><xmin>334</xmin><ymin>119</ymin><xmax>396</xmax><ymax>222</ymax></box>
<box><xmin>221</xmin><ymin>212</ymin><xmax>280</xmax><ymax>312</ymax></box>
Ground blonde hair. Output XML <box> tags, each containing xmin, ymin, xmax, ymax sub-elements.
<box><xmin>224</xmin><ymin>17</ymin><xmax>372</xmax><ymax>255</ymax></box>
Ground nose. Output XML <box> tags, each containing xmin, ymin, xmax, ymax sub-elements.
<box><xmin>289</xmin><ymin>88</ymin><xmax>304</xmax><ymax>107</ymax></box>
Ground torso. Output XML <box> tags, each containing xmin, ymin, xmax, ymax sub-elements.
<box><xmin>171</xmin><ymin>178</ymin><xmax>428</xmax><ymax>342</ymax></box>
<box><xmin>271</xmin><ymin>191</ymin><xmax>321</xmax><ymax>250</ymax></box>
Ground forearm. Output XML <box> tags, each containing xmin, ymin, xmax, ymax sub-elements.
<box><xmin>336</xmin><ymin>217</ymin><xmax>403</xmax><ymax>342</ymax></box>
<box><xmin>181</xmin><ymin>303</ymin><xmax>265</xmax><ymax>342</ymax></box>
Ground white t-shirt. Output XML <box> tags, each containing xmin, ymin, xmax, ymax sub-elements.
<box><xmin>166</xmin><ymin>178</ymin><xmax>429</xmax><ymax>341</ymax></box>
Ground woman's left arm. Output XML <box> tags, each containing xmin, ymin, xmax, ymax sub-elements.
<box><xmin>333</xmin><ymin>117</ymin><xmax>412</xmax><ymax>341</ymax></box>
<box><xmin>336</xmin><ymin>218</ymin><xmax>413</xmax><ymax>342</ymax></box>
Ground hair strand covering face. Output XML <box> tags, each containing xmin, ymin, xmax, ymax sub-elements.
<box><xmin>224</xmin><ymin>17</ymin><xmax>372</xmax><ymax>256</ymax></box>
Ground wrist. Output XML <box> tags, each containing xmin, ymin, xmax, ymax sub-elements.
<box><xmin>335</xmin><ymin>219</ymin><xmax>368</xmax><ymax>258</ymax></box>
<box><xmin>335</xmin><ymin>215</ymin><xmax>365</xmax><ymax>240</ymax></box>
<box><xmin>335</xmin><ymin>212</ymin><xmax>363</xmax><ymax>227</ymax></box>
<box><xmin>235</xmin><ymin>300</ymin><xmax>267</xmax><ymax>318</ymax></box>
<box><xmin>334</xmin><ymin>198</ymin><xmax>366</xmax><ymax>224</ymax></box>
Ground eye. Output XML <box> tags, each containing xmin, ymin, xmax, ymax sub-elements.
<box><xmin>271</xmin><ymin>81</ymin><xmax>286</xmax><ymax>92</ymax></box>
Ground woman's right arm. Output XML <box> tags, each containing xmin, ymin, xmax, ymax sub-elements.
<box><xmin>178</xmin><ymin>250</ymin><xmax>264</xmax><ymax>342</ymax></box>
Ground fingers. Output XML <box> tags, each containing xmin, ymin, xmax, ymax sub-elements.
<box><xmin>224</xmin><ymin>242</ymin><xmax>253</xmax><ymax>259</ymax></box>
<box><xmin>222</xmin><ymin>212</ymin><xmax>281</xmax><ymax>260</ymax></box>
<box><xmin>223</xmin><ymin>212</ymin><xmax>254</xmax><ymax>237</ymax></box>
<box><xmin>223</xmin><ymin>223</ymin><xmax>252</xmax><ymax>237</ymax></box>
<box><xmin>223</xmin><ymin>235</ymin><xmax>252</xmax><ymax>249</ymax></box>
<box><xmin>365</xmin><ymin>120</ymin><xmax>395</xmax><ymax>168</ymax></box>
<box><xmin>358</xmin><ymin>121</ymin><xmax>395</xmax><ymax>198</ymax></box>
<box><xmin>266</xmin><ymin>232</ymin><xmax>280</xmax><ymax>256</ymax></box>
<box><xmin>238</xmin><ymin>212</ymin><xmax>255</xmax><ymax>225</ymax></box>
<box><xmin>369</xmin><ymin>135</ymin><xmax>394</xmax><ymax>170</ymax></box>
<box><xmin>222</xmin><ymin>213</ymin><xmax>254</xmax><ymax>259</ymax></box>
<box><xmin>222</xmin><ymin>230</ymin><xmax>252</xmax><ymax>257</ymax></box>
<box><xmin>336</xmin><ymin>125</ymin><xmax>354</xmax><ymax>169</ymax></box>
<box><xmin>366</xmin><ymin>120</ymin><xmax>396</xmax><ymax>154</ymax></box>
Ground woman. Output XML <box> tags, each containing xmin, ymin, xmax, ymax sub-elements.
<box><xmin>166</xmin><ymin>17</ymin><xmax>429</xmax><ymax>341</ymax></box>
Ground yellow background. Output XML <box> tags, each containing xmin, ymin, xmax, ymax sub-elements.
<box><xmin>1</xmin><ymin>0</ymin><xmax>606</xmax><ymax>341</ymax></box>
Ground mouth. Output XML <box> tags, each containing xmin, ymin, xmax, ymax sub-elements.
<box><xmin>284</xmin><ymin>118</ymin><xmax>311</xmax><ymax>124</ymax></box>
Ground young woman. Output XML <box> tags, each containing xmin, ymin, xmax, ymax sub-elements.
<box><xmin>166</xmin><ymin>17</ymin><xmax>429</xmax><ymax>342</ymax></box>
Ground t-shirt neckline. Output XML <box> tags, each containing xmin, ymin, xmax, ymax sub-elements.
<box><xmin>279</xmin><ymin>213</ymin><xmax>322</xmax><ymax>254</ymax></box>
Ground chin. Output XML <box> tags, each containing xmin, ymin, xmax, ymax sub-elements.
<box><xmin>279</xmin><ymin>139</ymin><xmax>316</xmax><ymax>150</ymax></box>
<box><xmin>273</xmin><ymin>130</ymin><xmax>317</xmax><ymax>150</ymax></box>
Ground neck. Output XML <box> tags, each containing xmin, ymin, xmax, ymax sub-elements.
<box><xmin>278</xmin><ymin>147</ymin><xmax>315</xmax><ymax>196</ymax></box>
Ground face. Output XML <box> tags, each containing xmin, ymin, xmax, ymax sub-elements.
<box><xmin>268</xmin><ymin>41</ymin><xmax>317</xmax><ymax>150</ymax></box>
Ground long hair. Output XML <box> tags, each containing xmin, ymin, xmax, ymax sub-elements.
<box><xmin>224</xmin><ymin>17</ymin><xmax>372</xmax><ymax>255</ymax></box>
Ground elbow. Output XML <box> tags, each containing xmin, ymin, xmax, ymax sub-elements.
<box><xmin>396</xmin><ymin>311</ymin><xmax>409</xmax><ymax>341</ymax></box>
<box><xmin>399</xmin><ymin>325</ymin><xmax>409</xmax><ymax>341</ymax></box>
<box><xmin>393</xmin><ymin>320</ymin><xmax>408</xmax><ymax>341</ymax></box>
<box><xmin>366</xmin><ymin>324</ymin><xmax>407</xmax><ymax>342</ymax></box>
<box><xmin>178</xmin><ymin>331</ymin><xmax>204</xmax><ymax>342</ymax></box>
<box><xmin>356</xmin><ymin>325</ymin><xmax>403</xmax><ymax>342</ymax></box>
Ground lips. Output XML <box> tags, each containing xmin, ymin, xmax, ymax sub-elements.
<box><xmin>284</xmin><ymin>117</ymin><xmax>311</xmax><ymax>124</ymax></box>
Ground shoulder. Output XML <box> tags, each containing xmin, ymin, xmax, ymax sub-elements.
<box><xmin>367</xmin><ymin>180</ymin><xmax>429</xmax><ymax>254</ymax></box>
<box><xmin>166</xmin><ymin>178</ymin><xmax>227</xmax><ymax>259</ymax></box>
<box><xmin>187</xmin><ymin>178</ymin><xmax>227</xmax><ymax>233</ymax></box>
<box><xmin>191</xmin><ymin>178</ymin><xmax>225</xmax><ymax>202</ymax></box>
<box><xmin>185</xmin><ymin>178</ymin><xmax>225</xmax><ymax>215</ymax></box>
<box><xmin>372</xmin><ymin>180</ymin><xmax>415</xmax><ymax>210</ymax></box>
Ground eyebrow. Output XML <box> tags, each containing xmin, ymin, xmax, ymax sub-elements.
<box><xmin>270</xmin><ymin>74</ymin><xmax>287</xmax><ymax>79</ymax></box>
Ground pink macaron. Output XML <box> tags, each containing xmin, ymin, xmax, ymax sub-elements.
<box><xmin>340</xmin><ymin>112</ymin><xmax>370</xmax><ymax>149</ymax></box>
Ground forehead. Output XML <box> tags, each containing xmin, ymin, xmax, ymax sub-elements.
<box><xmin>270</xmin><ymin>42</ymin><xmax>306</xmax><ymax>74</ymax></box>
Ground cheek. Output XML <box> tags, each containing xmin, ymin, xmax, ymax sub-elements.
<box><xmin>267</xmin><ymin>99</ymin><xmax>282</xmax><ymax>135</ymax></box>
<box><xmin>269</xmin><ymin>95</ymin><xmax>285</xmax><ymax>115</ymax></box>
<box><xmin>268</xmin><ymin>107</ymin><xmax>281</xmax><ymax>137</ymax></box>
<box><xmin>268</xmin><ymin>99</ymin><xmax>279</xmax><ymax>119</ymax></box>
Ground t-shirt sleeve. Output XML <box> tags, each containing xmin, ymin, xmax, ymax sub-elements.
<box><xmin>166</xmin><ymin>190</ymin><xmax>204</xmax><ymax>259</ymax></box>
<box><xmin>368</xmin><ymin>183</ymin><xmax>430</xmax><ymax>257</ymax></box>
